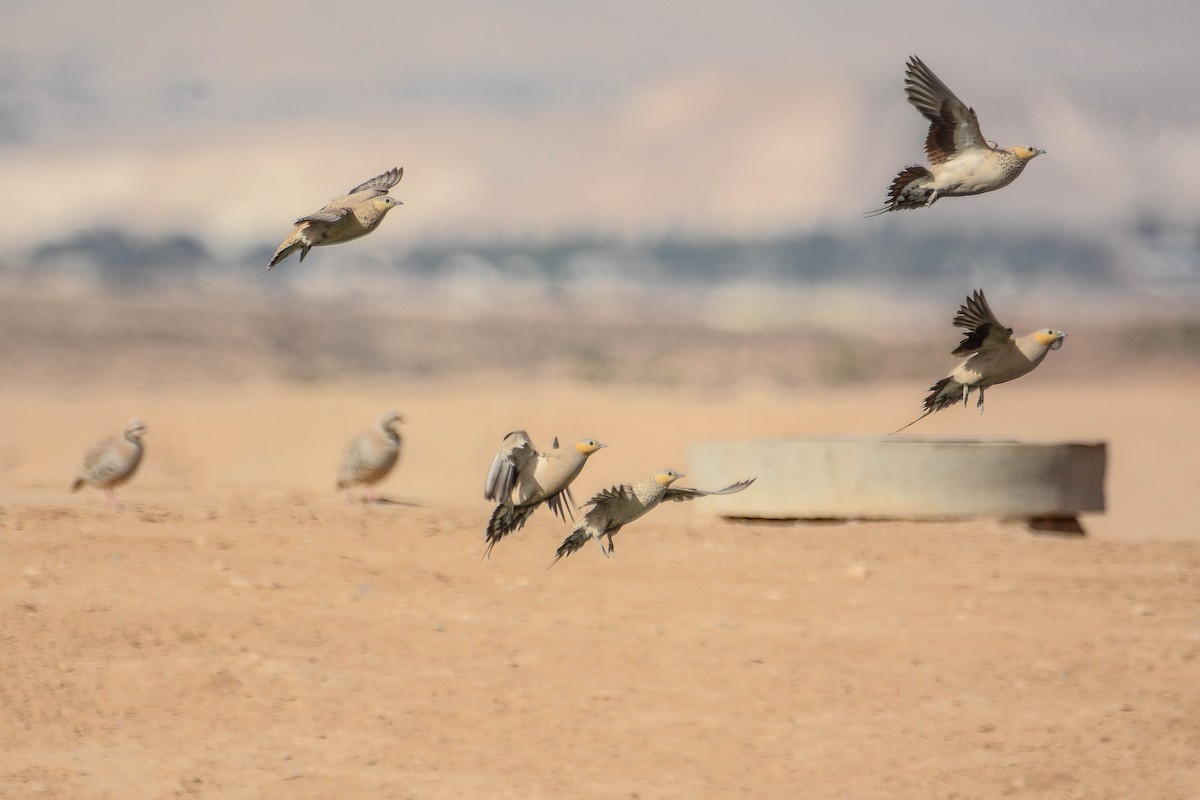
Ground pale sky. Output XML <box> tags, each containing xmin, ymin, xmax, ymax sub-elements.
<box><xmin>2</xmin><ymin>0</ymin><xmax>1198</xmax><ymax>253</ymax></box>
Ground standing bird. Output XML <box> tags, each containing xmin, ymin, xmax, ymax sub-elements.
<box><xmin>866</xmin><ymin>56</ymin><xmax>1044</xmax><ymax>215</ymax></box>
<box><xmin>70</xmin><ymin>419</ymin><xmax>147</xmax><ymax>508</ymax></box>
<box><xmin>337</xmin><ymin>410</ymin><xmax>404</xmax><ymax>501</ymax></box>
<box><xmin>892</xmin><ymin>290</ymin><xmax>1066</xmax><ymax>434</ymax></box>
<box><xmin>483</xmin><ymin>431</ymin><xmax>606</xmax><ymax>558</ymax></box>
<box><xmin>549</xmin><ymin>471</ymin><xmax>755</xmax><ymax>566</ymax></box>
<box><xmin>266</xmin><ymin>167</ymin><xmax>404</xmax><ymax>270</ymax></box>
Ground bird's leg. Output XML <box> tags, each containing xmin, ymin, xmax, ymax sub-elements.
<box><xmin>923</xmin><ymin>189</ymin><xmax>940</xmax><ymax>207</ymax></box>
<box><xmin>606</xmin><ymin>535</ymin><xmax>616</xmax><ymax>559</ymax></box>
<box><xmin>976</xmin><ymin>387</ymin><xmax>986</xmax><ymax>415</ymax></box>
<box><xmin>595</xmin><ymin>535</ymin><xmax>609</xmax><ymax>557</ymax></box>
<box><xmin>961</xmin><ymin>384</ymin><xmax>970</xmax><ymax>408</ymax></box>
<box><xmin>105</xmin><ymin>489</ymin><xmax>121</xmax><ymax>510</ymax></box>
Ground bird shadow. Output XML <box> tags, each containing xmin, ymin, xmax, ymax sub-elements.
<box><xmin>353</xmin><ymin>496</ymin><xmax>424</xmax><ymax>508</ymax></box>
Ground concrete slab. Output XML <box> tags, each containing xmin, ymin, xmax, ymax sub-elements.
<box><xmin>687</xmin><ymin>437</ymin><xmax>1107</xmax><ymax>524</ymax></box>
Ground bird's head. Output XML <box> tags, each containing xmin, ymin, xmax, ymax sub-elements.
<box><xmin>1008</xmin><ymin>145</ymin><xmax>1045</xmax><ymax>161</ymax></box>
<box><xmin>124</xmin><ymin>419</ymin><xmax>148</xmax><ymax>439</ymax></box>
<box><xmin>575</xmin><ymin>439</ymin><xmax>607</xmax><ymax>456</ymax></box>
<box><xmin>372</xmin><ymin>197</ymin><xmax>403</xmax><ymax>213</ymax></box>
<box><xmin>654</xmin><ymin>469</ymin><xmax>684</xmax><ymax>487</ymax></box>
<box><xmin>1034</xmin><ymin>329</ymin><xmax>1066</xmax><ymax>350</ymax></box>
<box><xmin>379</xmin><ymin>410</ymin><xmax>405</xmax><ymax>430</ymax></box>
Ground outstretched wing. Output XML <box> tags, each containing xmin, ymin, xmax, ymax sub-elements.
<box><xmin>951</xmin><ymin>289</ymin><xmax>1013</xmax><ymax>355</ymax></box>
<box><xmin>483</xmin><ymin>430</ymin><xmax>536</xmax><ymax>501</ymax></box>
<box><xmin>904</xmin><ymin>56</ymin><xmax>987</xmax><ymax>164</ymax></box>
<box><xmin>581</xmin><ymin>483</ymin><xmax>636</xmax><ymax>510</ymax></box>
<box><xmin>662</xmin><ymin>478</ymin><xmax>756</xmax><ymax>503</ymax></box>
<box><xmin>347</xmin><ymin>167</ymin><xmax>403</xmax><ymax>197</ymax></box>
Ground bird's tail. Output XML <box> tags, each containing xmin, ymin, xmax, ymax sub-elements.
<box><xmin>263</xmin><ymin>237</ymin><xmax>308</xmax><ymax>273</ymax></box>
<box><xmin>864</xmin><ymin>165</ymin><xmax>933</xmax><ymax>216</ymax></box>
<box><xmin>547</xmin><ymin>525</ymin><xmax>589</xmax><ymax>569</ymax></box>
<box><xmin>482</xmin><ymin>503</ymin><xmax>536</xmax><ymax>559</ymax></box>
<box><xmin>544</xmin><ymin>487</ymin><xmax>578</xmax><ymax>524</ymax></box>
<box><xmin>890</xmin><ymin>408</ymin><xmax>934</xmax><ymax>436</ymax></box>
<box><xmin>890</xmin><ymin>376</ymin><xmax>961</xmax><ymax>435</ymax></box>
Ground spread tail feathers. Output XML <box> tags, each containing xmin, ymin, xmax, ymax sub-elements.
<box><xmin>548</xmin><ymin>526</ymin><xmax>589</xmax><ymax>569</ymax></box>
<box><xmin>482</xmin><ymin>503</ymin><xmax>537</xmax><ymax>558</ymax></box>
<box><xmin>890</xmin><ymin>376</ymin><xmax>961</xmax><ymax>434</ymax></box>
<box><xmin>864</xmin><ymin>165</ymin><xmax>934</xmax><ymax>216</ymax></box>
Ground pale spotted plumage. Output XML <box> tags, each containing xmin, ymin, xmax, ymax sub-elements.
<box><xmin>867</xmin><ymin>56</ymin><xmax>1044</xmax><ymax>215</ymax></box>
<box><xmin>267</xmin><ymin>167</ymin><xmax>404</xmax><ymax>270</ymax></box>
<box><xmin>892</xmin><ymin>290</ymin><xmax>1066</xmax><ymax>433</ymax></box>
<box><xmin>549</xmin><ymin>472</ymin><xmax>755</xmax><ymax>566</ymax></box>
<box><xmin>70</xmin><ymin>419</ymin><xmax>147</xmax><ymax>507</ymax></box>
<box><xmin>482</xmin><ymin>431</ymin><xmax>606</xmax><ymax>558</ymax></box>
<box><xmin>337</xmin><ymin>410</ymin><xmax>404</xmax><ymax>500</ymax></box>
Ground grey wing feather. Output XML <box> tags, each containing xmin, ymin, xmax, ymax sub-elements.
<box><xmin>904</xmin><ymin>56</ymin><xmax>986</xmax><ymax>161</ymax></box>
<box><xmin>483</xmin><ymin>430</ymin><xmax>534</xmax><ymax>501</ymax></box>
<box><xmin>582</xmin><ymin>483</ymin><xmax>635</xmax><ymax>509</ymax></box>
<box><xmin>905</xmin><ymin>56</ymin><xmax>970</xmax><ymax>123</ymax></box>
<box><xmin>296</xmin><ymin>208</ymin><xmax>351</xmax><ymax>224</ymax></box>
<box><xmin>951</xmin><ymin>290</ymin><xmax>1012</xmax><ymax>355</ymax></box>
<box><xmin>347</xmin><ymin>167</ymin><xmax>403</xmax><ymax>196</ymax></box>
<box><xmin>662</xmin><ymin>478</ymin><xmax>756</xmax><ymax>503</ymax></box>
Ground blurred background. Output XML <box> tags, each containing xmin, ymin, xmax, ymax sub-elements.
<box><xmin>1</xmin><ymin>0</ymin><xmax>1198</xmax><ymax>386</ymax></box>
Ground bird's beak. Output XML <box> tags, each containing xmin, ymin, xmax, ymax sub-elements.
<box><xmin>1051</xmin><ymin>333</ymin><xmax>1065</xmax><ymax>350</ymax></box>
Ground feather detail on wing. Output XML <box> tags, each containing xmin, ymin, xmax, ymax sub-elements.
<box><xmin>904</xmin><ymin>56</ymin><xmax>986</xmax><ymax>163</ymax></box>
<box><xmin>582</xmin><ymin>484</ymin><xmax>636</xmax><ymax>509</ymax></box>
<box><xmin>484</xmin><ymin>430</ymin><xmax>535</xmax><ymax>501</ymax></box>
<box><xmin>295</xmin><ymin>208</ymin><xmax>351</xmax><ymax>225</ymax></box>
<box><xmin>951</xmin><ymin>290</ymin><xmax>1012</xmax><ymax>355</ymax></box>
<box><xmin>662</xmin><ymin>478</ymin><xmax>756</xmax><ymax>503</ymax></box>
<box><xmin>347</xmin><ymin>167</ymin><xmax>403</xmax><ymax>196</ymax></box>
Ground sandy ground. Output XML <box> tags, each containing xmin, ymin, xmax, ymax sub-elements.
<box><xmin>1</xmin><ymin>291</ymin><xmax>1198</xmax><ymax>798</ymax></box>
<box><xmin>2</xmin><ymin>374</ymin><xmax>1198</xmax><ymax>799</ymax></box>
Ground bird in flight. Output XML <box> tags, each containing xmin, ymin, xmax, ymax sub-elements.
<box><xmin>892</xmin><ymin>290</ymin><xmax>1066</xmax><ymax>434</ymax></box>
<box><xmin>549</xmin><ymin>471</ymin><xmax>755</xmax><ymax>566</ymax></box>
<box><xmin>482</xmin><ymin>431</ymin><xmax>607</xmax><ymax>558</ymax></box>
<box><xmin>867</xmin><ymin>57</ymin><xmax>1044</xmax><ymax>215</ymax></box>
<box><xmin>267</xmin><ymin>167</ymin><xmax>404</xmax><ymax>270</ymax></box>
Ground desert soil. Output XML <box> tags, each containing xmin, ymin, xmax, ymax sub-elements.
<box><xmin>2</xmin><ymin>368</ymin><xmax>1198</xmax><ymax>799</ymax></box>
